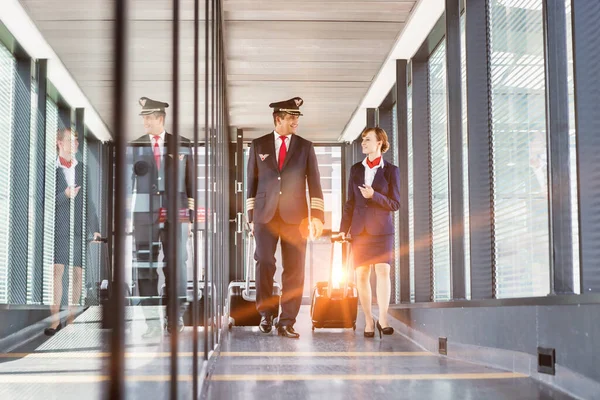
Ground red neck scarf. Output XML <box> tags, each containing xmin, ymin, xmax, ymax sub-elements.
<box><xmin>59</xmin><ymin>156</ymin><xmax>73</xmax><ymax>168</ymax></box>
<box><xmin>366</xmin><ymin>156</ymin><xmax>381</xmax><ymax>169</ymax></box>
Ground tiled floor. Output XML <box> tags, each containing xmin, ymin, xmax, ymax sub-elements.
<box><xmin>0</xmin><ymin>306</ymin><xmax>575</xmax><ymax>400</ymax></box>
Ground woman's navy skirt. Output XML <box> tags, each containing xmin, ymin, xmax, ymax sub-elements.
<box><xmin>351</xmin><ymin>233</ymin><xmax>394</xmax><ymax>268</ymax></box>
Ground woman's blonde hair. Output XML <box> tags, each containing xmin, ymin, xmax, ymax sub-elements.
<box><xmin>361</xmin><ymin>127</ymin><xmax>390</xmax><ymax>153</ymax></box>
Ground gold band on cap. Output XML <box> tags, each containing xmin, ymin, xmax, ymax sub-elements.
<box><xmin>277</xmin><ymin>109</ymin><xmax>302</xmax><ymax>113</ymax></box>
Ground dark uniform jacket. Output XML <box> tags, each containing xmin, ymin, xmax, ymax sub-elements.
<box><xmin>246</xmin><ymin>132</ymin><xmax>324</xmax><ymax>225</ymax></box>
<box><xmin>130</xmin><ymin>133</ymin><xmax>194</xmax><ymax>224</ymax></box>
<box><xmin>339</xmin><ymin>161</ymin><xmax>400</xmax><ymax>236</ymax></box>
<box><xmin>55</xmin><ymin>160</ymin><xmax>99</xmax><ymax>240</ymax></box>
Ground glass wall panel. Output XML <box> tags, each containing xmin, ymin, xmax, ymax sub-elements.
<box><xmin>461</xmin><ymin>14</ymin><xmax>471</xmax><ymax>299</ymax></box>
<box><xmin>26</xmin><ymin>75</ymin><xmax>39</xmax><ymax>303</ymax></box>
<box><xmin>305</xmin><ymin>146</ymin><xmax>342</xmax><ymax>299</ymax></box>
<box><xmin>43</xmin><ymin>97</ymin><xmax>58</xmax><ymax>305</ymax></box>
<box><xmin>565</xmin><ymin>0</ymin><xmax>580</xmax><ymax>293</ymax></box>
<box><xmin>489</xmin><ymin>0</ymin><xmax>550</xmax><ymax>298</ymax></box>
<box><xmin>407</xmin><ymin>84</ymin><xmax>415</xmax><ymax>302</ymax></box>
<box><xmin>392</xmin><ymin>105</ymin><xmax>400</xmax><ymax>302</ymax></box>
<box><xmin>0</xmin><ymin>42</ymin><xmax>15</xmax><ymax>304</ymax></box>
<box><xmin>429</xmin><ymin>41</ymin><xmax>451</xmax><ymax>301</ymax></box>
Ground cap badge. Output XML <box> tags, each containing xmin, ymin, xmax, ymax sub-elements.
<box><xmin>294</xmin><ymin>98</ymin><xmax>302</xmax><ymax>107</ymax></box>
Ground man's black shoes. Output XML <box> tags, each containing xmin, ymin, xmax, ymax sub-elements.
<box><xmin>277</xmin><ymin>325</ymin><xmax>300</xmax><ymax>339</ymax></box>
<box><xmin>259</xmin><ymin>315</ymin><xmax>273</xmax><ymax>333</ymax></box>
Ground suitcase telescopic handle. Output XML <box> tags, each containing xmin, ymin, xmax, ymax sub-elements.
<box><xmin>331</xmin><ymin>232</ymin><xmax>352</xmax><ymax>243</ymax></box>
<box><xmin>327</xmin><ymin>234</ymin><xmax>353</xmax><ymax>299</ymax></box>
<box><xmin>245</xmin><ymin>232</ymin><xmax>255</xmax><ymax>292</ymax></box>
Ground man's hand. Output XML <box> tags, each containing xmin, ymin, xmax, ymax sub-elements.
<box><xmin>91</xmin><ymin>232</ymin><xmax>102</xmax><ymax>243</ymax></box>
<box><xmin>358</xmin><ymin>184</ymin><xmax>374</xmax><ymax>199</ymax></box>
<box><xmin>310</xmin><ymin>218</ymin><xmax>324</xmax><ymax>239</ymax></box>
<box><xmin>188</xmin><ymin>222</ymin><xmax>193</xmax><ymax>237</ymax></box>
<box><xmin>248</xmin><ymin>222</ymin><xmax>254</xmax><ymax>236</ymax></box>
<box><xmin>65</xmin><ymin>185</ymin><xmax>81</xmax><ymax>199</ymax></box>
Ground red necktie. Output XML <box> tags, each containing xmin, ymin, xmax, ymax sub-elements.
<box><xmin>278</xmin><ymin>136</ymin><xmax>287</xmax><ymax>171</ymax></box>
<box><xmin>153</xmin><ymin>136</ymin><xmax>161</xmax><ymax>169</ymax></box>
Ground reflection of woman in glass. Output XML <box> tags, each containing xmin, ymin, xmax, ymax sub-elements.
<box><xmin>338</xmin><ymin>127</ymin><xmax>400</xmax><ymax>338</ymax></box>
<box><xmin>45</xmin><ymin>129</ymin><xmax>100</xmax><ymax>336</ymax></box>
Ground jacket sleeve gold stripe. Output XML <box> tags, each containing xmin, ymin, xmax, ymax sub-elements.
<box><xmin>187</xmin><ymin>198</ymin><xmax>195</xmax><ymax>209</ymax></box>
<box><xmin>310</xmin><ymin>197</ymin><xmax>325</xmax><ymax>211</ymax></box>
<box><xmin>246</xmin><ymin>197</ymin><xmax>255</xmax><ymax>211</ymax></box>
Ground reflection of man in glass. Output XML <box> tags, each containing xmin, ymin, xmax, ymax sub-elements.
<box><xmin>45</xmin><ymin>128</ymin><xmax>100</xmax><ymax>336</ymax></box>
<box><xmin>130</xmin><ymin>97</ymin><xmax>193</xmax><ymax>337</ymax></box>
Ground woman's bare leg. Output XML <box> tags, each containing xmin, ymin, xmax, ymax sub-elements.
<box><xmin>375</xmin><ymin>263</ymin><xmax>391</xmax><ymax>327</ymax></box>
<box><xmin>68</xmin><ymin>266</ymin><xmax>83</xmax><ymax>325</ymax></box>
<box><xmin>50</xmin><ymin>264</ymin><xmax>65</xmax><ymax>328</ymax></box>
<box><xmin>355</xmin><ymin>265</ymin><xmax>374</xmax><ymax>332</ymax></box>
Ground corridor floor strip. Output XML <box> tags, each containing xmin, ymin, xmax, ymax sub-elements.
<box><xmin>0</xmin><ymin>351</ymin><xmax>432</xmax><ymax>359</ymax></box>
<box><xmin>219</xmin><ymin>351</ymin><xmax>433</xmax><ymax>357</ymax></box>
<box><xmin>210</xmin><ymin>372</ymin><xmax>528</xmax><ymax>381</ymax></box>
<box><xmin>0</xmin><ymin>372</ymin><xmax>528</xmax><ymax>384</ymax></box>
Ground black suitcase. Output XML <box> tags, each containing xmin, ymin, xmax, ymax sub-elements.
<box><xmin>226</xmin><ymin>234</ymin><xmax>281</xmax><ymax>329</ymax></box>
<box><xmin>310</xmin><ymin>234</ymin><xmax>358</xmax><ymax>331</ymax></box>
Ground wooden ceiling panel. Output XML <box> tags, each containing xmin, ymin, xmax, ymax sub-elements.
<box><xmin>20</xmin><ymin>0</ymin><xmax>207</xmax><ymax>21</ymax></box>
<box><xmin>223</xmin><ymin>1</ymin><xmax>414</xmax><ymax>22</ymax></box>
<box><xmin>20</xmin><ymin>0</ymin><xmax>418</xmax><ymax>141</ymax></box>
<box><xmin>225</xmin><ymin>21</ymin><xmax>403</xmax><ymax>40</ymax></box>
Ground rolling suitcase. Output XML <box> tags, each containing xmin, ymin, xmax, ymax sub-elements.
<box><xmin>226</xmin><ymin>233</ymin><xmax>281</xmax><ymax>329</ymax></box>
<box><xmin>310</xmin><ymin>234</ymin><xmax>358</xmax><ymax>331</ymax></box>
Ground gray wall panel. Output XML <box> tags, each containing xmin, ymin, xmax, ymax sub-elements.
<box><xmin>391</xmin><ymin>304</ymin><xmax>600</xmax><ymax>382</ymax></box>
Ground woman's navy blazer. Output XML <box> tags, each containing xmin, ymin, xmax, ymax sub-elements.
<box><xmin>339</xmin><ymin>160</ymin><xmax>401</xmax><ymax>236</ymax></box>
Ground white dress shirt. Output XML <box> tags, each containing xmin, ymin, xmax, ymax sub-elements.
<box><xmin>149</xmin><ymin>130</ymin><xmax>166</xmax><ymax>157</ymax></box>
<box><xmin>362</xmin><ymin>156</ymin><xmax>384</xmax><ymax>187</ymax></box>
<box><xmin>56</xmin><ymin>156</ymin><xmax>79</xmax><ymax>187</ymax></box>
<box><xmin>273</xmin><ymin>130</ymin><xmax>291</xmax><ymax>163</ymax></box>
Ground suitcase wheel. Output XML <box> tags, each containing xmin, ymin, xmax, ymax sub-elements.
<box><xmin>312</xmin><ymin>325</ymin><xmax>315</xmax><ymax>331</ymax></box>
<box><xmin>353</xmin><ymin>324</ymin><xmax>356</xmax><ymax>331</ymax></box>
<box><xmin>228</xmin><ymin>322</ymin><xmax>233</xmax><ymax>330</ymax></box>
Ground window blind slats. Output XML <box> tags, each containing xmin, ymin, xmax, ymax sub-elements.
<box><xmin>429</xmin><ymin>42</ymin><xmax>451</xmax><ymax>302</ymax></box>
<box><xmin>490</xmin><ymin>0</ymin><xmax>551</xmax><ymax>298</ymax></box>
<box><xmin>42</xmin><ymin>98</ymin><xmax>58</xmax><ymax>305</ymax></box>
<box><xmin>0</xmin><ymin>43</ymin><xmax>15</xmax><ymax>304</ymax></box>
<box><xmin>408</xmin><ymin>85</ymin><xmax>415</xmax><ymax>302</ymax></box>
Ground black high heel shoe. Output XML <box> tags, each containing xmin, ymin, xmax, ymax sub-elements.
<box><xmin>375</xmin><ymin>321</ymin><xmax>383</xmax><ymax>339</ymax></box>
<box><xmin>364</xmin><ymin>318</ymin><xmax>375</xmax><ymax>338</ymax></box>
<box><xmin>44</xmin><ymin>322</ymin><xmax>62</xmax><ymax>337</ymax></box>
<box><xmin>376</xmin><ymin>321</ymin><xmax>394</xmax><ymax>336</ymax></box>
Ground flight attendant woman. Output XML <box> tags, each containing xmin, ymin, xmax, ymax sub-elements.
<box><xmin>338</xmin><ymin>127</ymin><xmax>400</xmax><ymax>338</ymax></box>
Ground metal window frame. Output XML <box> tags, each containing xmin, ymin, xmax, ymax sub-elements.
<box><xmin>465</xmin><ymin>0</ymin><xmax>495</xmax><ymax>300</ymax></box>
<box><xmin>411</xmin><ymin>58</ymin><xmax>433</xmax><ymax>303</ymax></box>
<box><xmin>7</xmin><ymin>53</ymin><xmax>32</xmax><ymax>304</ymax></box>
<box><xmin>542</xmin><ymin>0</ymin><xmax>574</xmax><ymax>295</ymax></box>
<box><xmin>395</xmin><ymin>60</ymin><xmax>410</xmax><ymax>304</ymax></box>
<box><xmin>570</xmin><ymin>1</ymin><xmax>600</xmax><ymax>294</ymax></box>
<box><xmin>446</xmin><ymin>0</ymin><xmax>466</xmax><ymax>300</ymax></box>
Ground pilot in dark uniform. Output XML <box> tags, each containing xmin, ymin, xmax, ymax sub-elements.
<box><xmin>246</xmin><ymin>97</ymin><xmax>325</xmax><ymax>339</ymax></box>
<box><xmin>130</xmin><ymin>97</ymin><xmax>194</xmax><ymax>336</ymax></box>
